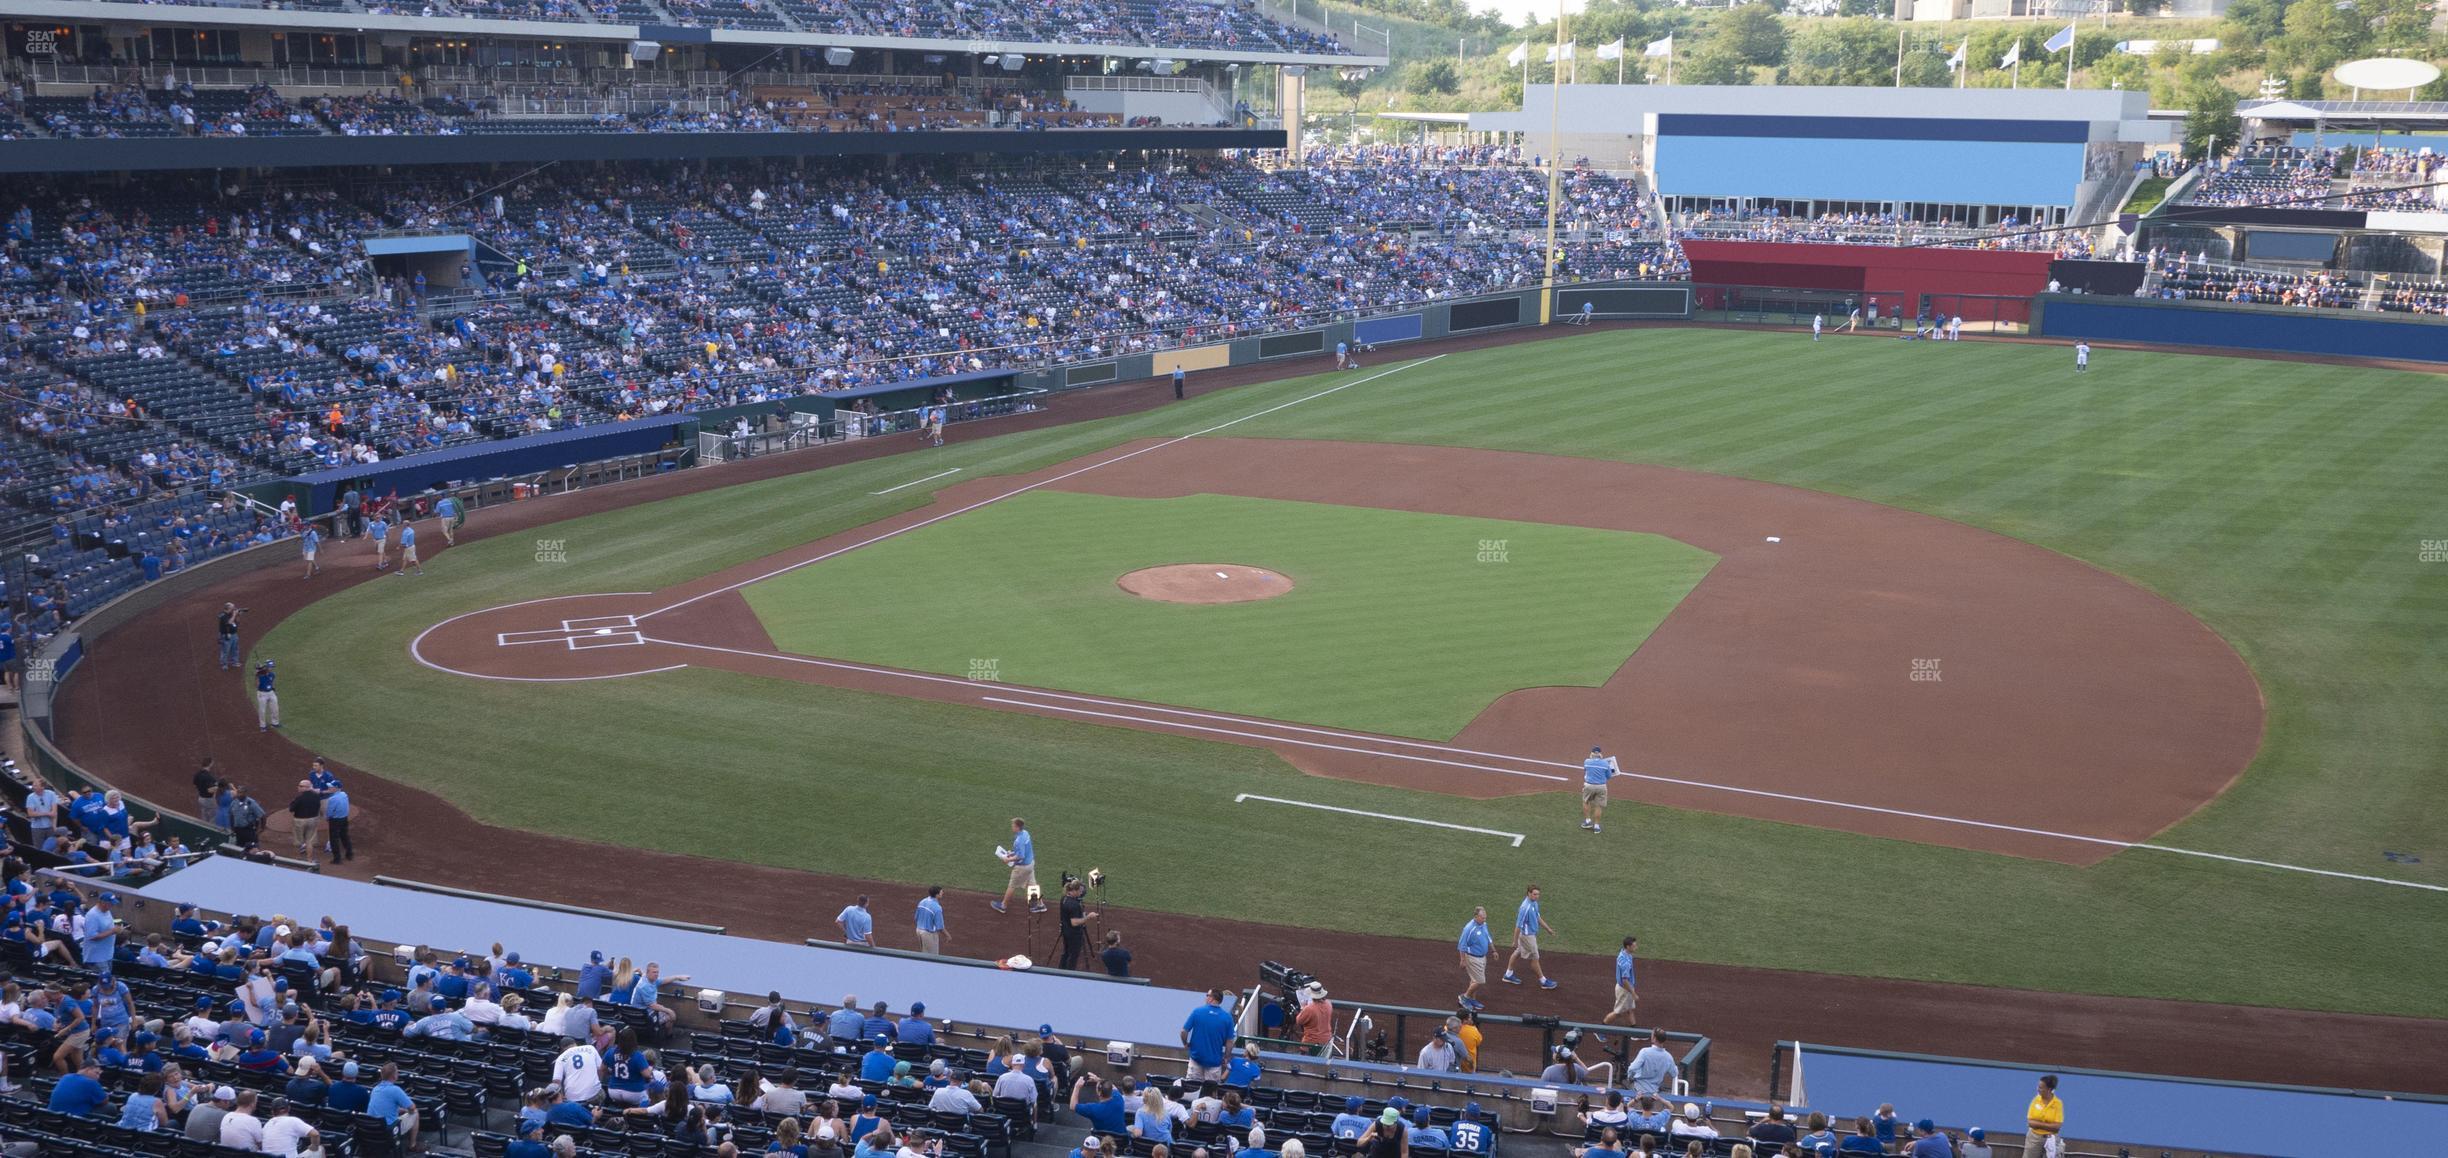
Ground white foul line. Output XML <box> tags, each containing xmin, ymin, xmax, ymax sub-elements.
<box><xmin>634</xmin><ymin>356</ymin><xmax>1447</xmax><ymax>622</ymax></box>
<box><xmin>626</xmin><ymin>635</ymin><xmax>2448</xmax><ymax>893</ymax></box>
<box><xmin>870</xmin><ymin>468</ymin><xmax>962</xmax><ymax>496</ymax></box>
<box><xmin>1235</xmin><ymin>793</ymin><xmax>1526</xmax><ymax>847</ymax></box>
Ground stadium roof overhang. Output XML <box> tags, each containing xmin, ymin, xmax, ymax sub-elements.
<box><xmin>0</xmin><ymin>125</ymin><xmax>1289</xmax><ymax>175</ymax></box>
<box><xmin>2</xmin><ymin>0</ymin><xmax>1386</xmax><ymax>68</ymax></box>
<box><xmin>2238</xmin><ymin>99</ymin><xmax>2448</xmax><ymax>128</ymax></box>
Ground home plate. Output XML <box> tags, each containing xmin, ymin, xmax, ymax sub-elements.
<box><xmin>1215</xmin><ymin>571</ymin><xmax>1230</xmax><ymax>579</ymax></box>
<box><xmin>1766</xmin><ymin>536</ymin><xmax>1782</xmax><ymax>543</ymax></box>
<box><xmin>593</xmin><ymin>627</ymin><xmax>615</xmax><ymax>635</ymax></box>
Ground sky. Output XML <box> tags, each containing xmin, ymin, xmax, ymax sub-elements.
<box><xmin>1478</xmin><ymin>0</ymin><xmax>1586</xmax><ymax>26</ymax></box>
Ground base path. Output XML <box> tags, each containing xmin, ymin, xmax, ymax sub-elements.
<box><xmin>418</xmin><ymin>438</ymin><xmax>2263</xmax><ymax>866</ymax></box>
<box><xmin>50</xmin><ymin>323</ymin><xmax>2444</xmax><ymax>1098</ymax></box>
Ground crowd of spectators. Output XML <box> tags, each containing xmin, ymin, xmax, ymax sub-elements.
<box><xmin>2184</xmin><ymin>147</ymin><xmax>2340</xmax><ymax>209</ymax></box>
<box><xmin>2146</xmin><ymin>250</ymin><xmax>2361</xmax><ymax>309</ymax></box>
<box><xmin>0</xmin><ymin>74</ymin><xmax>1226</xmax><ymax>143</ymax></box>
<box><xmin>2342</xmin><ymin>146</ymin><xmax>2447</xmax><ymax>212</ymax></box>
<box><xmin>122</xmin><ymin>0</ymin><xmax>1353</xmax><ymax>54</ymax></box>
<box><xmin>0</xmin><ymin>156</ymin><xmax>1664</xmax><ymax>562</ymax></box>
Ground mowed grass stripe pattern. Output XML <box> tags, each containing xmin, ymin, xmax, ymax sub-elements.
<box><xmin>1216</xmin><ymin>331</ymin><xmax>2448</xmax><ymax>880</ymax></box>
<box><xmin>256</xmin><ymin>334</ymin><xmax>2448</xmax><ymax>1017</ymax></box>
<box><xmin>739</xmin><ymin>491</ymin><xmax>1716</xmax><ymax>740</ymax></box>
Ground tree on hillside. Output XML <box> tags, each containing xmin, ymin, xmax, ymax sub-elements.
<box><xmin>1325</xmin><ymin>68</ymin><xmax>1372</xmax><ymax>114</ymax></box>
<box><xmin>1680</xmin><ymin>42</ymin><xmax>1755</xmax><ymax>85</ymax></box>
<box><xmin>2220</xmin><ymin>0</ymin><xmax>2287</xmax><ymax>49</ymax></box>
<box><xmin>1780</xmin><ymin>19</ymin><xmax>1895</xmax><ymax>87</ymax></box>
<box><xmin>1407</xmin><ymin>58</ymin><xmax>1461</xmax><ymax>95</ymax></box>
<box><xmin>1717</xmin><ymin>2</ymin><xmax>1790</xmax><ymax>69</ymax></box>
<box><xmin>2182</xmin><ymin>82</ymin><xmax>2241</xmax><ymax>163</ymax></box>
<box><xmin>2267</xmin><ymin>0</ymin><xmax>2368</xmax><ymax>77</ymax></box>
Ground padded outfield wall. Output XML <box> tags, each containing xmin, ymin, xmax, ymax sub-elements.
<box><xmin>2033</xmin><ymin>294</ymin><xmax>2448</xmax><ymax>363</ymax></box>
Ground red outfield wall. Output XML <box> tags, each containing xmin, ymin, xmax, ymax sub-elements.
<box><xmin>1682</xmin><ymin>239</ymin><xmax>2056</xmax><ymax>322</ymax></box>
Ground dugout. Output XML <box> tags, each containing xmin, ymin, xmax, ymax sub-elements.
<box><xmin>825</xmin><ymin>368</ymin><xmax>1049</xmax><ymax>438</ymax></box>
<box><xmin>269</xmin><ymin>412</ymin><xmax>698</xmax><ymax>517</ymax></box>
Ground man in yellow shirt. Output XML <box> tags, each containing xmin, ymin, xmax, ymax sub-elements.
<box><xmin>1454</xmin><ymin>1008</ymin><xmax>1483</xmax><ymax>1073</ymax></box>
<box><xmin>2022</xmin><ymin>1074</ymin><xmax>2063</xmax><ymax>1158</ymax></box>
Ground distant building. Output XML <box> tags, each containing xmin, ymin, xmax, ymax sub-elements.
<box><xmin>1471</xmin><ymin>85</ymin><xmax>2170</xmax><ymax>226</ymax></box>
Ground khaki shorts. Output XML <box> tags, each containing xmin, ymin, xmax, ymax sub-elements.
<box><xmin>1462</xmin><ymin>954</ymin><xmax>1486</xmax><ymax>984</ymax></box>
<box><xmin>1611</xmin><ymin>984</ymin><xmax>1637</xmax><ymax>1017</ymax></box>
<box><xmin>1514</xmin><ymin>933</ymin><xmax>1540</xmax><ymax>960</ymax></box>
<box><xmin>917</xmin><ymin>930</ymin><xmax>941</xmax><ymax>955</ymax></box>
<box><xmin>1582</xmin><ymin>784</ymin><xmax>1608</xmax><ymax>805</ymax></box>
<box><xmin>1008</xmin><ymin>862</ymin><xmax>1038</xmax><ymax>893</ymax></box>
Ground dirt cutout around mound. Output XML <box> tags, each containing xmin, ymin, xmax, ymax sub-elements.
<box><xmin>1117</xmin><ymin>564</ymin><xmax>1294</xmax><ymax>604</ymax></box>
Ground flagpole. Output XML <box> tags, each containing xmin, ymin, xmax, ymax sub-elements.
<box><xmin>1541</xmin><ymin>0</ymin><xmax>1566</xmax><ymax>326</ymax></box>
<box><xmin>1894</xmin><ymin>25</ymin><xmax>1903</xmax><ymax>88</ymax></box>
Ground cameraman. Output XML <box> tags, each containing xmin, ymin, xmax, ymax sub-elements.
<box><xmin>1057</xmin><ymin>878</ymin><xmax>1098</xmax><ymax>971</ymax></box>
<box><xmin>216</xmin><ymin>604</ymin><xmax>245</xmax><ymax>670</ymax></box>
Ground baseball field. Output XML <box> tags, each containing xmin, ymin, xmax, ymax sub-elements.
<box><xmin>249</xmin><ymin>326</ymin><xmax>2445</xmax><ymax>1020</ymax></box>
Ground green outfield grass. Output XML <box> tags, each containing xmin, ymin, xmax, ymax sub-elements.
<box><xmin>739</xmin><ymin>491</ymin><xmax>1716</xmax><ymax>739</ymax></box>
<box><xmin>258</xmin><ymin>329</ymin><xmax>2448</xmax><ymax>1018</ymax></box>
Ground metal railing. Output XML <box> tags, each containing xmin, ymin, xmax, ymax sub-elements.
<box><xmin>28</xmin><ymin>62</ymin><xmax>397</xmax><ymax>90</ymax></box>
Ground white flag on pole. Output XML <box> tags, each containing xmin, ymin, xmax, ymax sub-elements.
<box><xmin>2044</xmin><ymin>22</ymin><xmax>2076</xmax><ymax>55</ymax></box>
<box><xmin>1643</xmin><ymin>34</ymin><xmax>1673</xmax><ymax>58</ymax></box>
<box><xmin>1545</xmin><ymin>41</ymin><xmax>1576</xmax><ymax>62</ymax></box>
<box><xmin>1560</xmin><ymin>40</ymin><xmax>1576</xmax><ymax>60</ymax></box>
<box><xmin>1544</xmin><ymin>44</ymin><xmax>1557</xmax><ymax>63</ymax></box>
<box><xmin>1946</xmin><ymin>40</ymin><xmax>1966</xmax><ymax>70</ymax></box>
<box><xmin>1507</xmin><ymin>42</ymin><xmax>1528</xmax><ymax>67</ymax></box>
<box><xmin>1999</xmin><ymin>40</ymin><xmax>2021</xmax><ymax>68</ymax></box>
<box><xmin>1595</xmin><ymin>38</ymin><xmax>1625</xmax><ymax>61</ymax></box>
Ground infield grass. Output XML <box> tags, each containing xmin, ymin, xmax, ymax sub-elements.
<box><xmin>258</xmin><ymin>329</ymin><xmax>2448</xmax><ymax>1019</ymax></box>
<box><xmin>740</xmin><ymin>491</ymin><xmax>1716</xmax><ymax>739</ymax></box>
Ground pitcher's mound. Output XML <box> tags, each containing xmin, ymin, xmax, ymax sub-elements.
<box><xmin>1118</xmin><ymin>564</ymin><xmax>1294</xmax><ymax>605</ymax></box>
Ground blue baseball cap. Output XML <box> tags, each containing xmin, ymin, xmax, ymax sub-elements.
<box><xmin>1344</xmin><ymin>1097</ymin><xmax>1362</xmax><ymax>1113</ymax></box>
<box><xmin>1968</xmin><ymin>1129</ymin><xmax>1985</xmax><ymax>1142</ymax></box>
<box><xmin>380</xmin><ymin>989</ymin><xmax>403</xmax><ymax>1003</ymax></box>
<box><xmin>1462</xmin><ymin>1104</ymin><xmax>1481</xmax><ymax>1120</ymax></box>
<box><xmin>1037</xmin><ymin>1023</ymin><xmax>1053</xmax><ymax>1036</ymax></box>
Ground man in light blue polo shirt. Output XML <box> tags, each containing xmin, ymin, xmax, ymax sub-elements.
<box><xmin>994</xmin><ymin>818</ymin><xmax>1041</xmax><ymax>914</ymax></box>
<box><xmin>1605</xmin><ymin>935</ymin><xmax>1640</xmax><ymax>1026</ymax></box>
<box><xmin>914</xmin><ymin>886</ymin><xmax>946</xmax><ymax>955</ymax></box>
<box><xmin>1502</xmin><ymin>885</ymin><xmax>1558</xmax><ymax>990</ymax></box>
<box><xmin>835</xmin><ymin>896</ymin><xmax>874</xmax><ymax>947</ymax></box>
<box><xmin>1455</xmin><ymin>906</ymin><xmax>1492</xmax><ymax>1012</ymax></box>
<box><xmin>1581</xmin><ymin>746</ymin><xmax>1619</xmax><ymax>833</ymax></box>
